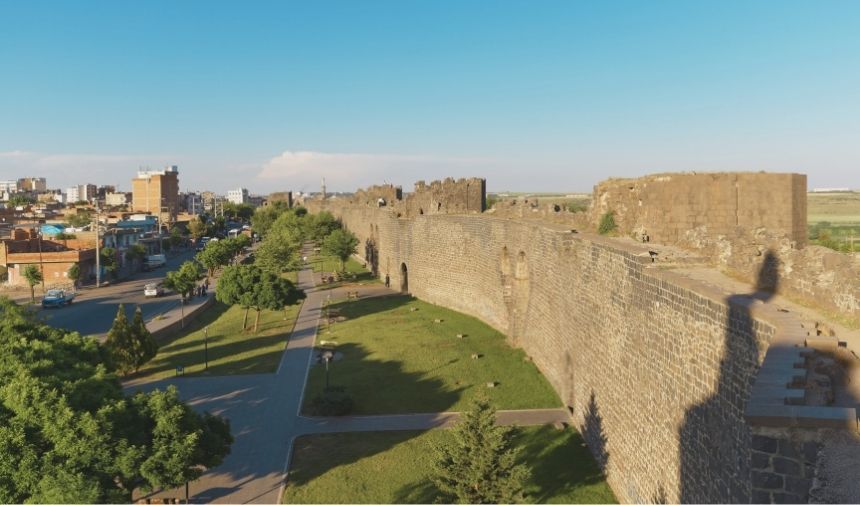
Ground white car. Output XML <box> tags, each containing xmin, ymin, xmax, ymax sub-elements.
<box><xmin>144</xmin><ymin>283</ymin><xmax>165</xmax><ymax>297</ymax></box>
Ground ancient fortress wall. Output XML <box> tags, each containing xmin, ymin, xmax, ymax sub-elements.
<box><xmin>590</xmin><ymin>172</ymin><xmax>808</xmax><ymax>246</ymax></box>
<box><xmin>307</xmin><ymin>192</ymin><xmax>783</xmax><ymax>503</ymax></box>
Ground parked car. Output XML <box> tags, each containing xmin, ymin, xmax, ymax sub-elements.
<box><xmin>143</xmin><ymin>254</ymin><xmax>167</xmax><ymax>270</ymax></box>
<box><xmin>42</xmin><ymin>289</ymin><xmax>75</xmax><ymax>308</ymax></box>
<box><xmin>144</xmin><ymin>282</ymin><xmax>165</xmax><ymax>297</ymax></box>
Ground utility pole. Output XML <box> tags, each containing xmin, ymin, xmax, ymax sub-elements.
<box><xmin>94</xmin><ymin>207</ymin><xmax>101</xmax><ymax>287</ymax></box>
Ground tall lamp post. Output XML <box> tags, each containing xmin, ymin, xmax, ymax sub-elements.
<box><xmin>322</xmin><ymin>349</ymin><xmax>334</xmax><ymax>389</ymax></box>
<box><xmin>203</xmin><ymin>326</ymin><xmax>209</xmax><ymax>371</ymax></box>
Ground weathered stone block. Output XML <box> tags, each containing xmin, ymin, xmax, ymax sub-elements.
<box><xmin>752</xmin><ymin>435</ymin><xmax>778</xmax><ymax>453</ymax></box>
<box><xmin>772</xmin><ymin>456</ymin><xmax>801</xmax><ymax>476</ymax></box>
<box><xmin>751</xmin><ymin>451</ymin><xmax>771</xmax><ymax>470</ymax></box>
<box><xmin>778</xmin><ymin>440</ymin><xmax>800</xmax><ymax>459</ymax></box>
<box><xmin>784</xmin><ymin>476</ymin><xmax>811</xmax><ymax>497</ymax></box>
<box><xmin>751</xmin><ymin>490</ymin><xmax>772</xmax><ymax>504</ymax></box>
<box><xmin>772</xmin><ymin>492</ymin><xmax>802</xmax><ymax>504</ymax></box>
<box><xmin>752</xmin><ymin>471</ymin><xmax>783</xmax><ymax>490</ymax></box>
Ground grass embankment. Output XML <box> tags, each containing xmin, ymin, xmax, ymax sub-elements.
<box><xmin>303</xmin><ymin>295</ymin><xmax>560</xmax><ymax>414</ymax></box>
<box><xmin>135</xmin><ymin>300</ymin><xmax>302</xmax><ymax>380</ymax></box>
<box><xmin>283</xmin><ymin>426</ymin><xmax>616</xmax><ymax>504</ymax></box>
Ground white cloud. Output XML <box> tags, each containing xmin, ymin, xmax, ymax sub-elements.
<box><xmin>256</xmin><ymin>150</ymin><xmax>496</xmax><ymax>192</ymax></box>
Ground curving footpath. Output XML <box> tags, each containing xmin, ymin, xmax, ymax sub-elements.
<box><xmin>129</xmin><ymin>246</ymin><xmax>568</xmax><ymax>504</ymax></box>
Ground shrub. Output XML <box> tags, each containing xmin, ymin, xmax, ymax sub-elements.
<box><xmin>309</xmin><ymin>386</ymin><xmax>354</xmax><ymax>416</ymax></box>
<box><xmin>598</xmin><ymin>211</ymin><xmax>617</xmax><ymax>235</ymax></box>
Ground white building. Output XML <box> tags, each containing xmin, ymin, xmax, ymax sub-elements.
<box><xmin>227</xmin><ymin>187</ymin><xmax>249</xmax><ymax>205</ymax></box>
<box><xmin>65</xmin><ymin>184</ymin><xmax>97</xmax><ymax>203</ymax></box>
<box><xmin>0</xmin><ymin>180</ymin><xmax>18</xmax><ymax>194</ymax></box>
<box><xmin>105</xmin><ymin>192</ymin><xmax>130</xmax><ymax>207</ymax></box>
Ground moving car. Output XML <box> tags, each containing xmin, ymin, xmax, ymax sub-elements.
<box><xmin>143</xmin><ymin>254</ymin><xmax>167</xmax><ymax>271</ymax></box>
<box><xmin>144</xmin><ymin>282</ymin><xmax>165</xmax><ymax>297</ymax></box>
<box><xmin>42</xmin><ymin>289</ymin><xmax>75</xmax><ymax>308</ymax></box>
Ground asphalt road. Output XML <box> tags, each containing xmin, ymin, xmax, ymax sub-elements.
<box><xmin>38</xmin><ymin>249</ymin><xmax>197</xmax><ymax>338</ymax></box>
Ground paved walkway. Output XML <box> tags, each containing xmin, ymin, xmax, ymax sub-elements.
<box><xmin>129</xmin><ymin>246</ymin><xmax>568</xmax><ymax>504</ymax></box>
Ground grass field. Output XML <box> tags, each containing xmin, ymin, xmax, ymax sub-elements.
<box><xmin>303</xmin><ymin>295</ymin><xmax>561</xmax><ymax>415</ymax></box>
<box><xmin>807</xmin><ymin>192</ymin><xmax>860</xmax><ymax>252</ymax></box>
<box><xmin>310</xmin><ymin>252</ymin><xmax>378</xmax><ymax>288</ymax></box>
<box><xmin>134</xmin><ymin>299</ymin><xmax>302</xmax><ymax>380</ymax></box>
<box><xmin>282</xmin><ymin>425</ymin><xmax>616</xmax><ymax>504</ymax></box>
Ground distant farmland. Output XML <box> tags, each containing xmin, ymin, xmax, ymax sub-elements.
<box><xmin>807</xmin><ymin>192</ymin><xmax>860</xmax><ymax>252</ymax></box>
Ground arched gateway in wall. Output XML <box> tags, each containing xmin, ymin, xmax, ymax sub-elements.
<box><xmin>400</xmin><ymin>262</ymin><xmax>408</xmax><ymax>293</ymax></box>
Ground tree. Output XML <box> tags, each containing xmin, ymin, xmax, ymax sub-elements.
<box><xmin>105</xmin><ymin>305</ymin><xmax>135</xmax><ymax>375</ymax></box>
<box><xmin>217</xmin><ymin>265</ymin><xmax>304</xmax><ymax>332</ymax></box>
<box><xmin>250</xmin><ymin>207</ymin><xmax>284</xmax><ymax>238</ymax></box>
<box><xmin>0</xmin><ymin>299</ymin><xmax>232</xmax><ymax>502</ymax></box>
<box><xmin>163</xmin><ymin>261</ymin><xmax>202</xmax><ymax>327</ymax></box>
<box><xmin>255</xmin><ymin>228</ymin><xmax>302</xmax><ymax>274</ymax></box>
<box><xmin>130</xmin><ymin>306</ymin><xmax>158</xmax><ymax>372</ymax></box>
<box><xmin>196</xmin><ymin>240</ymin><xmax>232</xmax><ymax>277</ymax></box>
<box><xmin>322</xmin><ymin>228</ymin><xmax>359</xmax><ymax>271</ymax></box>
<box><xmin>68</xmin><ymin>263</ymin><xmax>81</xmax><ymax>287</ymax></box>
<box><xmin>100</xmin><ymin>247</ymin><xmax>118</xmax><ymax>277</ymax></box>
<box><xmin>188</xmin><ymin>217</ymin><xmax>207</xmax><ymax>240</ymax></box>
<box><xmin>432</xmin><ymin>396</ymin><xmax>530</xmax><ymax>504</ymax></box>
<box><xmin>125</xmin><ymin>243</ymin><xmax>146</xmax><ymax>264</ymax></box>
<box><xmin>216</xmin><ymin>265</ymin><xmax>260</xmax><ymax>330</ymax></box>
<box><xmin>305</xmin><ymin>211</ymin><xmax>339</xmax><ymax>241</ymax></box>
<box><xmin>6</xmin><ymin>193</ymin><xmax>34</xmax><ymax>208</ymax></box>
<box><xmin>67</xmin><ymin>211</ymin><xmax>93</xmax><ymax>228</ymax></box>
<box><xmin>169</xmin><ymin>227</ymin><xmax>184</xmax><ymax>249</ymax></box>
<box><xmin>22</xmin><ymin>264</ymin><xmax>43</xmax><ymax>304</ymax></box>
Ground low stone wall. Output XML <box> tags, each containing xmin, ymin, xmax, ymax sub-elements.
<box><xmin>149</xmin><ymin>294</ymin><xmax>215</xmax><ymax>342</ymax></box>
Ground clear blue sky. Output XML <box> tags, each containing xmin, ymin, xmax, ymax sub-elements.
<box><xmin>1</xmin><ymin>0</ymin><xmax>859</xmax><ymax>193</ymax></box>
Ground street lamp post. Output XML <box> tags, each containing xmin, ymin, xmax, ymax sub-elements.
<box><xmin>204</xmin><ymin>326</ymin><xmax>209</xmax><ymax>370</ymax></box>
<box><xmin>94</xmin><ymin>207</ymin><xmax>101</xmax><ymax>288</ymax></box>
<box><xmin>322</xmin><ymin>350</ymin><xmax>334</xmax><ymax>389</ymax></box>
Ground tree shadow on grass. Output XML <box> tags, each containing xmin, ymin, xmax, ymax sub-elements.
<box><xmin>515</xmin><ymin>423</ymin><xmax>614</xmax><ymax>504</ymax></box>
<box><xmin>129</xmin><ymin>300</ymin><xmax>301</xmax><ymax>379</ymax></box>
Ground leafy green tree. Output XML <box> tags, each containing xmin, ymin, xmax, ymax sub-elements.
<box><xmin>6</xmin><ymin>193</ymin><xmax>34</xmax><ymax>207</ymax></box>
<box><xmin>22</xmin><ymin>264</ymin><xmax>43</xmax><ymax>303</ymax></box>
<box><xmin>432</xmin><ymin>396</ymin><xmax>530</xmax><ymax>504</ymax></box>
<box><xmin>105</xmin><ymin>305</ymin><xmax>135</xmax><ymax>375</ymax></box>
<box><xmin>256</xmin><ymin>228</ymin><xmax>302</xmax><ymax>274</ymax></box>
<box><xmin>169</xmin><ymin>227</ymin><xmax>184</xmax><ymax>249</ymax></box>
<box><xmin>164</xmin><ymin>261</ymin><xmax>203</xmax><ymax>327</ymax></box>
<box><xmin>196</xmin><ymin>240</ymin><xmax>232</xmax><ymax>277</ymax></box>
<box><xmin>131</xmin><ymin>306</ymin><xmax>158</xmax><ymax>372</ymax></box>
<box><xmin>68</xmin><ymin>263</ymin><xmax>81</xmax><ymax>287</ymax></box>
<box><xmin>0</xmin><ymin>299</ymin><xmax>232</xmax><ymax>503</ymax></box>
<box><xmin>235</xmin><ymin>203</ymin><xmax>255</xmax><ymax>221</ymax></box>
<box><xmin>125</xmin><ymin>243</ymin><xmax>147</xmax><ymax>263</ymax></box>
<box><xmin>251</xmin><ymin>206</ymin><xmax>287</xmax><ymax>238</ymax></box>
<box><xmin>306</xmin><ymin>211</ymin><xmax>339</xmax><ymax>241</ymax></box>
<box><xmin>188</xmin><ymin>217</ymin><xmax>207</xmax><ymax>240</ymax></box>
<box><xmin>322</xmin><ymin>228</ymin><xmax>359</xmax><ymax>271</ymax></box>
<box><xmin>67</xmin><ymin>211</ymin><xmax>93</xmax><ymax>228</ymax></box>
<box><xmin>216</xmin><ymin>265</ymin><xmax>260</xmax><ymax>330</ymax></box>
<box><xmin>294</xmin><ymin>206</ymin><xmax>308</xmax><ymax>217</ymax></box>
<box><xmin>100</xmin><ymin>247</ymin><xmax>118</xmax><ymax>277</ymax></box>
<box><xmin>217</xmin><ymin>265</ymin><xmax>304</xmax><ymax>332</ymax></box>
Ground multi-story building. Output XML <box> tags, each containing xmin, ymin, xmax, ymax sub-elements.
<box><xmin>105</xmin><ymin>192</ymin><xmax>131</xmax><ymax>207</ymax></box>
<box><xmin>131</xmin><ymin>166</ymin><xmax>180</xmax><ymax>220</ymax></box>
<box><xmin>201</xmin><ymin>191</ymin><xmax>217</xmax><ymax>213</ymax></box>
<box><xmin>181</xmin><ymin>192</ymin><xmax>203</xmax><ymax>214</ymax></box>
<box><xmin>65</xmin><ymin>184</ymin><xmax>97</xmax><ymax>203</ymax></box>
<box><xmin>0</xmin><ymin>180</ymin><xmax>18</xmax><ymax>195</ymax></box>
<box><xmin>227</xmin><ymin>187</ymin><xmax>249</xmax><ymax>205</ymax></box>
<box><xmin>97</xmin><ymin>185</ymin><xmax>116</xmax><ymax>200</ymax></box>
<box><xmin>17</xmin><ymin>177</ymin><xmax>47</xmax><ymax>193</ymax></box>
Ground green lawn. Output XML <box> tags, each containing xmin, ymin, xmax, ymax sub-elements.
<box><xmin>303</xmin><ymin>295</ymin><xmax>561</xmax><ymax>414</ymax></box>
<box><xmin>310</xmin><ymin>252</ymin><xmax>378</xmax><ymax>289</ymax></box>
<box><xmin>134</xmin><ymin>300</ymin><xmax>302</xmax><ymax>380</ymax></box>
<box><xmin>283</xmin><ymin>426</ymin><xmax>616</xmax><ymax>504</ymax></box>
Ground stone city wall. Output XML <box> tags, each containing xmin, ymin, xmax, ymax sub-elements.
<box><xmin>590</xmin><ymin>172</ymin><xmax>807</xmax><ymax>246</ymax></box>
<box><xmin>307</xmin><ymin>195</ymin><xmax>783</xmax><ymax>503</ymax></box>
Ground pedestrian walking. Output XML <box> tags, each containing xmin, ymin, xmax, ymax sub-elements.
<box><xmin>384</xmin><ymin>274</ymin><xmax>390</xmax><ymax>288</ymax></box>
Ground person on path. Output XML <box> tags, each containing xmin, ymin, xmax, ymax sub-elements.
<box><xmin>384</xmin><ymin>274</ymin><xmax>390</xmax><ymax>288</ymax></box>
